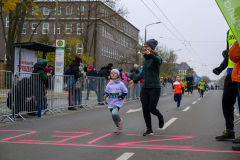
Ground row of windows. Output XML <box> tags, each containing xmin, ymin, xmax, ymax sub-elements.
<box><xmin>19</xmin><ymin>22</ymin><xmax>83</xmax><ymax>35</ymax></box>
<box><xmin>33</xmin><ymin>6</ymin><xmax>84</xmax><ymax>16</ymax></box>
<box><xmin>102</xmin><ymin>26</ymin><xmax>135</xmax><ymax>50</ymax></box>
<box><xmin>102</xmin><ymin>45</ymin><xmax>124</xmax><ymax>60</ymax></box>
<box><xmin>66</xmin><ymin>44</ymin><xmax>83</xmax><ymax>54</ymax></box>
<box><xmin>179</xmin><ymin>70</ymin><xmax>187</xmax><ymax>75</ymax></box>
<box><xmin>102</xmin><ymin>8</ymin><xmax>136</xmax><ymax>37</ymax></box>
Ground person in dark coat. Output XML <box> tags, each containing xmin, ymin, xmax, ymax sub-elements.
<box><xmin>7</xmin><ymin>78</ymin><xmax>37</xmax><ymax>117</ymax></box>
<box><xmin>128</xmin><ymin>39</ymin><xmax>164</xmax><ymax>136</ymax></box>
<box><xmin>186</xmin><ymin>74</ymin><xmax>194</xmax><ymax>95</ymax></box>
<box><xmin>108</xmin><ymin>63</ymin><xmax>113</xmax><ymax>70</ymax></box>
<box><xmin>99</xmin><ymin>65</ymin><xmax>111</xmax><ymax>80</ymax></box>
<box><xmin>97</xmin><ymin>65</ymin><xmax>111</xmax><ymax>105</ymax></box>
<box><xmin>68</xmin><ymin>56</ymin><xmax>83</xmax><ymax>110</ymax></box>
<box><xmin>31</xmin><ymin>59</ymin><xmax>48</xmax><ymax>110</ymax></box>
<box><xmin>86</xmin><ymin>65</ymin><xmax>98</xmax><ymax>100</ymax></box>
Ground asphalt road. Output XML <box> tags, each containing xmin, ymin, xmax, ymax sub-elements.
<box><xmin>0</xmin><ymin>90</ymin><xmax>240</xmax><ymax>160</ymax></box>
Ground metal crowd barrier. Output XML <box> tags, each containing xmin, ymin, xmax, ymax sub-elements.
<box><xmin>0</xmin><ymin>70</ymin><xmax>14</xmax><ymax>122</ymax></box>
<box><xmin>234</xmin><ymin>97</ymin><xmax>240</xmax><ymax>124</ymax></box>
<box><xmin>0</xmin><ymin>70</ymin><xmax>173</xmax><ymax>123</ymax></box>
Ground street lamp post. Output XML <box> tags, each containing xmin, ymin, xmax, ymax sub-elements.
<box><xmin>145</xmin><ymin>22</ymin><xmax>161</xmax><ymax>42</ymax></box>
<box><xmin>138</xmin><ymin>51</ymin><xmax>141</xmax><ymax>70</ymax></box>
<box><xmin>55</xmin><ymin>0</ymin><xmax>58</xmax><ymax>43</ymax></box>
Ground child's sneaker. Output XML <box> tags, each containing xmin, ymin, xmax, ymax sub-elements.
<box><xmin>118</xmin><ymin>118</ymin><xmax>123</xmax><ymax>130</ymax></box>
<box><xmin>114</xmin><ymin>127</ymin><xmax>120</xmax><ymax>133</ymax></box>
<box><xmin>177</xmin><ymin>106</ymin><xmax>180</xmax><ymax>109</ymax></box>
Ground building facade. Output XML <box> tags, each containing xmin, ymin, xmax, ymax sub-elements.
<box><xmin>0</xmin><ymin>0</ymin><xmax>139</xmax><ymax>71</ymax></box>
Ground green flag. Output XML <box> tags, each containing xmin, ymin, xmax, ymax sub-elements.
<box><xmin>215</xmin><ymin>0</ymin><xmax>240</xmax><ymax>45</ymax></box>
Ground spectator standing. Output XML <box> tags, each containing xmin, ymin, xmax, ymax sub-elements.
<box><xmin>98</xmin><ymin>65</ymin><xmax>111</xmax><ymax>104</ymax></box>
<box><xmin>73</xmin><ymin>59</ymin><xmax>85</xmax><ymax>107</ymax></box>
<box><xmin>86</xmin><ymin>65</ymin><xmax>98</xmax><ymax>100</ymax></box>
<box><xmin>68</xmin><ymin>56</ymin><xmax>83</xmax><ymax>110</ymax></box>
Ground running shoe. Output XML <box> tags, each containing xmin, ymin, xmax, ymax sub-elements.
<box><xmin>216</xmin><ymin>130</ymin><xmax>235</xmax><ymax>140</ymax></box>
<box><xmin>143</xmin><ymin>130</ymin><xmax>153</xmax><ymax>136</ymax></box>
<box><xmin>232</xmin><ymin>145</ymin><xmax>240</xmax><ymax>151</ymax></box>
<box><xmin>118</xmin><ymin>118</ymin><xmax>123</xmax><ymax>130</ymax></box>
<box><xmin>233</xmin><ymin>136</ymin><xmax>240</xmax><ymax>143</ymax></box>
<box><xmin>177</xmin><ymin>106</ymin><xmax>180</xmax><ymax>109</ymax></box>
<box><xmin>114</xmin><ymin>127</ymin><xmax>120</xmax><ymax>133</ymax></box>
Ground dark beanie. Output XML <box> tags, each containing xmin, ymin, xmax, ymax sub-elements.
<box><xmin>75</xmin><ymin>56</ymin><xmax>81</xmax><ymax>63</ymax></box>
<box><xmin>106</xmin><ymin>65</ymin><xmax>111</xmax><ymax>70</ymax></box>
<box><xmin>108</xmin><ymin>63</ymin><xmax>113</xmax><ymax>67</ymax></box>
<box><xmin>145</xmin><ymin>39</ymin><xmax>158</xmax><ymax>50</ymax></box>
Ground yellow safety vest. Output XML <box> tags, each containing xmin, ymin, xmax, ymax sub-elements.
<box><xmin>228</xmin><ymin>29</ymin><xmax>236</xmax><ymax>68</ymax></box>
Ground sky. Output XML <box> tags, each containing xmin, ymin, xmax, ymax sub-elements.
<box><xmin>119</xmin><ymin>0</ymin><xmax>229</xmax><ymax>80</ymax></box>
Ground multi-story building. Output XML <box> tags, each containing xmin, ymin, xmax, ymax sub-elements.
<box><xmin>176</xmin><ymin>62</ymin><xmax>190</xmax><ymax>80</ymax></box>
<box><xmin>0</xmin><ymin>0</ymin><xmax>139</xmax><ymax>71</ymax></box>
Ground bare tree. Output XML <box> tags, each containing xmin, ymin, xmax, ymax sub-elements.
<box><xmin>157</xmin><ymin>45</ymin><xmax>178</xmax><ymax>77</ymax></box>
<box><xmin>201</xmin><ymin>76</ymin><xmax>211</xmax><ymax>83</ymax></box>
<box><xmin>0</xmin><ymin>0</ymin><xmax>55</xmax><ymax>70</ymax></box>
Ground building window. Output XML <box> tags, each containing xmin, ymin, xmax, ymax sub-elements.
<box><xmin>102</xmin><ymin>26</ymin><xmax>104</xmax><ymax>37</ymax></box>
<box><xmin>102</xmin><ymin>45</ymin><xmax>104</xmax><ymax>56</ymax></box>
<box><xmin>66</xmin><ymin>44</ymin><xmax>71</xmax><ymax>53</ymax></box>
<box><xmin>104</xmin><ymin>45</ymin><xmax>106</xmax><ymax>56</ymax></box>
<box><xmin>55</xmin><ymin>7</ymin><xmax>61</xmax><ymax>15</ymax></box>
<box><xmin>179</xmin><ymin>70</ymin><xmax>182</xmax><ymax>74</ymax></box>
<box><xmin>76</xmin><ymin>43</ymin><xmax>83</xmax><ymax>54</ymax></box>
<box><xmin>6</xmin><ymin>17</ymin><xmax>9</xmax><ymax>27</ymax></box>
<box><xmin>32</xmin><ymin>23</ymin><xmax>38</xmax><ymax>34</ymax></box>
<box><xmin>65</xmin><ymin>23</ymin><xmax>72</xmax><ymax>34</ymax></box>
<box><xmin>107</xmin><ymin>46</ymin><xmax>109</xmax><ymax>57</ymax></box>
<box><xmin>66</xmin><ymin>6</ymin><xmax>72</xmax><ymax>15</ymax></box>
<box><xmin>77</xmin><ymin>23</ymin><xmax>82</xmax><ymax>35</ymax></box>
<box><xmin>43</xmin><ymin>23</ymin><xmax>49</xmax><ymax>34</ymax></box>
<box><xmin>111</xmin><ymin>48</ymin><xmax>113</xmax><ymax>58</ymax></box>
<box><xmin>22</xmin><ymin>23</ymin><xmax>26</xmax><ymax>34</ymax></box>
<box><xmin>43</xmin><ymin>7</ymin><xmax>49</xmax><ymax>15</ymax></box>
<box><xmin>32</xmin><ymin>6</ymin><xmax>38</xmax><ymax>15</ymax></box>
<box><xmin>78</xmin><ymin>6</ymin><xmax>84</xmax><ymax>15</ymax></box>
<box><xmin>54</xmin><ymin>23</ymin><xmax>60</xmax><ymax>34</ymax></box>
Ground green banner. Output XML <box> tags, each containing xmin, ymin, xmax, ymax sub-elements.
<box><xmin>56</xmin><ymin>47</ymin><xmax>64</xmax><ymax>50</ymax></box>
<box><xmin>215</xmin><ymin>0</ymin><xmax>240</xmax><ymax>45</ymax></box>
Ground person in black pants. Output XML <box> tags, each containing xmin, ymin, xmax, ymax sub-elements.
<box><xmin>128</xmin><ymin>39</ymin><xmax>164</xmax><ymax>136</ymax></box>
<box><xmin>186</xmin><ymin>74</ymin><xmax>193</xmax><ymax>95</ymax></box>
<box><xmin>214</xmin><ymin>30</ymin><xmax>240</xmax><ymax>147</ymax></box>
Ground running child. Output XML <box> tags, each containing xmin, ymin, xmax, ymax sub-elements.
<box><xmin>104</xmin><ymin>69</ymin><xmax>128</xmax><ymax>133</ymax></box>
<box><xmin>173</xmin><ymin>76</ymin><xmax>184</xmax><ymax>109</ymax></box>
<box><xmin>199</xmin><ymin>79</ymin><xmax>206</xmax><ymax>97</ymax></box>
<box><xmin>197</xmin><ymin>84</ymin><xmax>200</xmax><ymax>95</ymax></box>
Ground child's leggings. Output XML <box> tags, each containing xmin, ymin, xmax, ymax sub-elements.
<box><xmin>109</xmin><ymin>105</ymin><xmax>121</xmax><ymax>127</ymax></box>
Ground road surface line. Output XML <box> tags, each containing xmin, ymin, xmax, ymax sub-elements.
<box><xmin>183</xmin><ymin>107</ymin><xmax>191</xmax><ymax>112</ymax></box>
<box><xmin>158</xmin><ymin>118</ymin><xmax>177</xmax><ymax>130</ymax></box>
<box><xmin>192</xmin><ymin>101</ymin><xmax>197</xmax><ymax>104</ymax></box>
<box><xmin>126</xmin><ymin>108</ymin><xmax>142</xmax><ymax>113</ymax></box>
<box><xmin>116</xmin><ymin>153</ymin><xmax>135</xmax><ymax>160</ymax></box>
<box><xmin>198</xmin><ymin>98</ymin><xmax>201</xmax><ymax>100</ymax></box>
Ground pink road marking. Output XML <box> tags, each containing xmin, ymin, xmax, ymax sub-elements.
<box><xmin>127</xmin><ymin>134</ymin><xmax>194</xmax><ymax>138</ymax></box>
<box><xmin>0</xmin><ymin>130</ymin><xmax>36</xmax><ymax>141</ymax></box>
<box><xmin>0</xmin><ymin>140</ymin><xmax>240</xmax><ymax>154</ymax></box>
<box><xmin>88</xmin><ymin>133</ymin><xmax>112</xmax><ymax>144</ymax></box>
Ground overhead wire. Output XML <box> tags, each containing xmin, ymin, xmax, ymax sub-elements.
<box><xmin>140</xmin><ymin>0</ymin><xmax>201</xmax><ymax>64</ymax></box>
<box><xmin>152</xmin><ymin>0</ymin><xmax>204</xmax><ymax>65</ymax></box>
